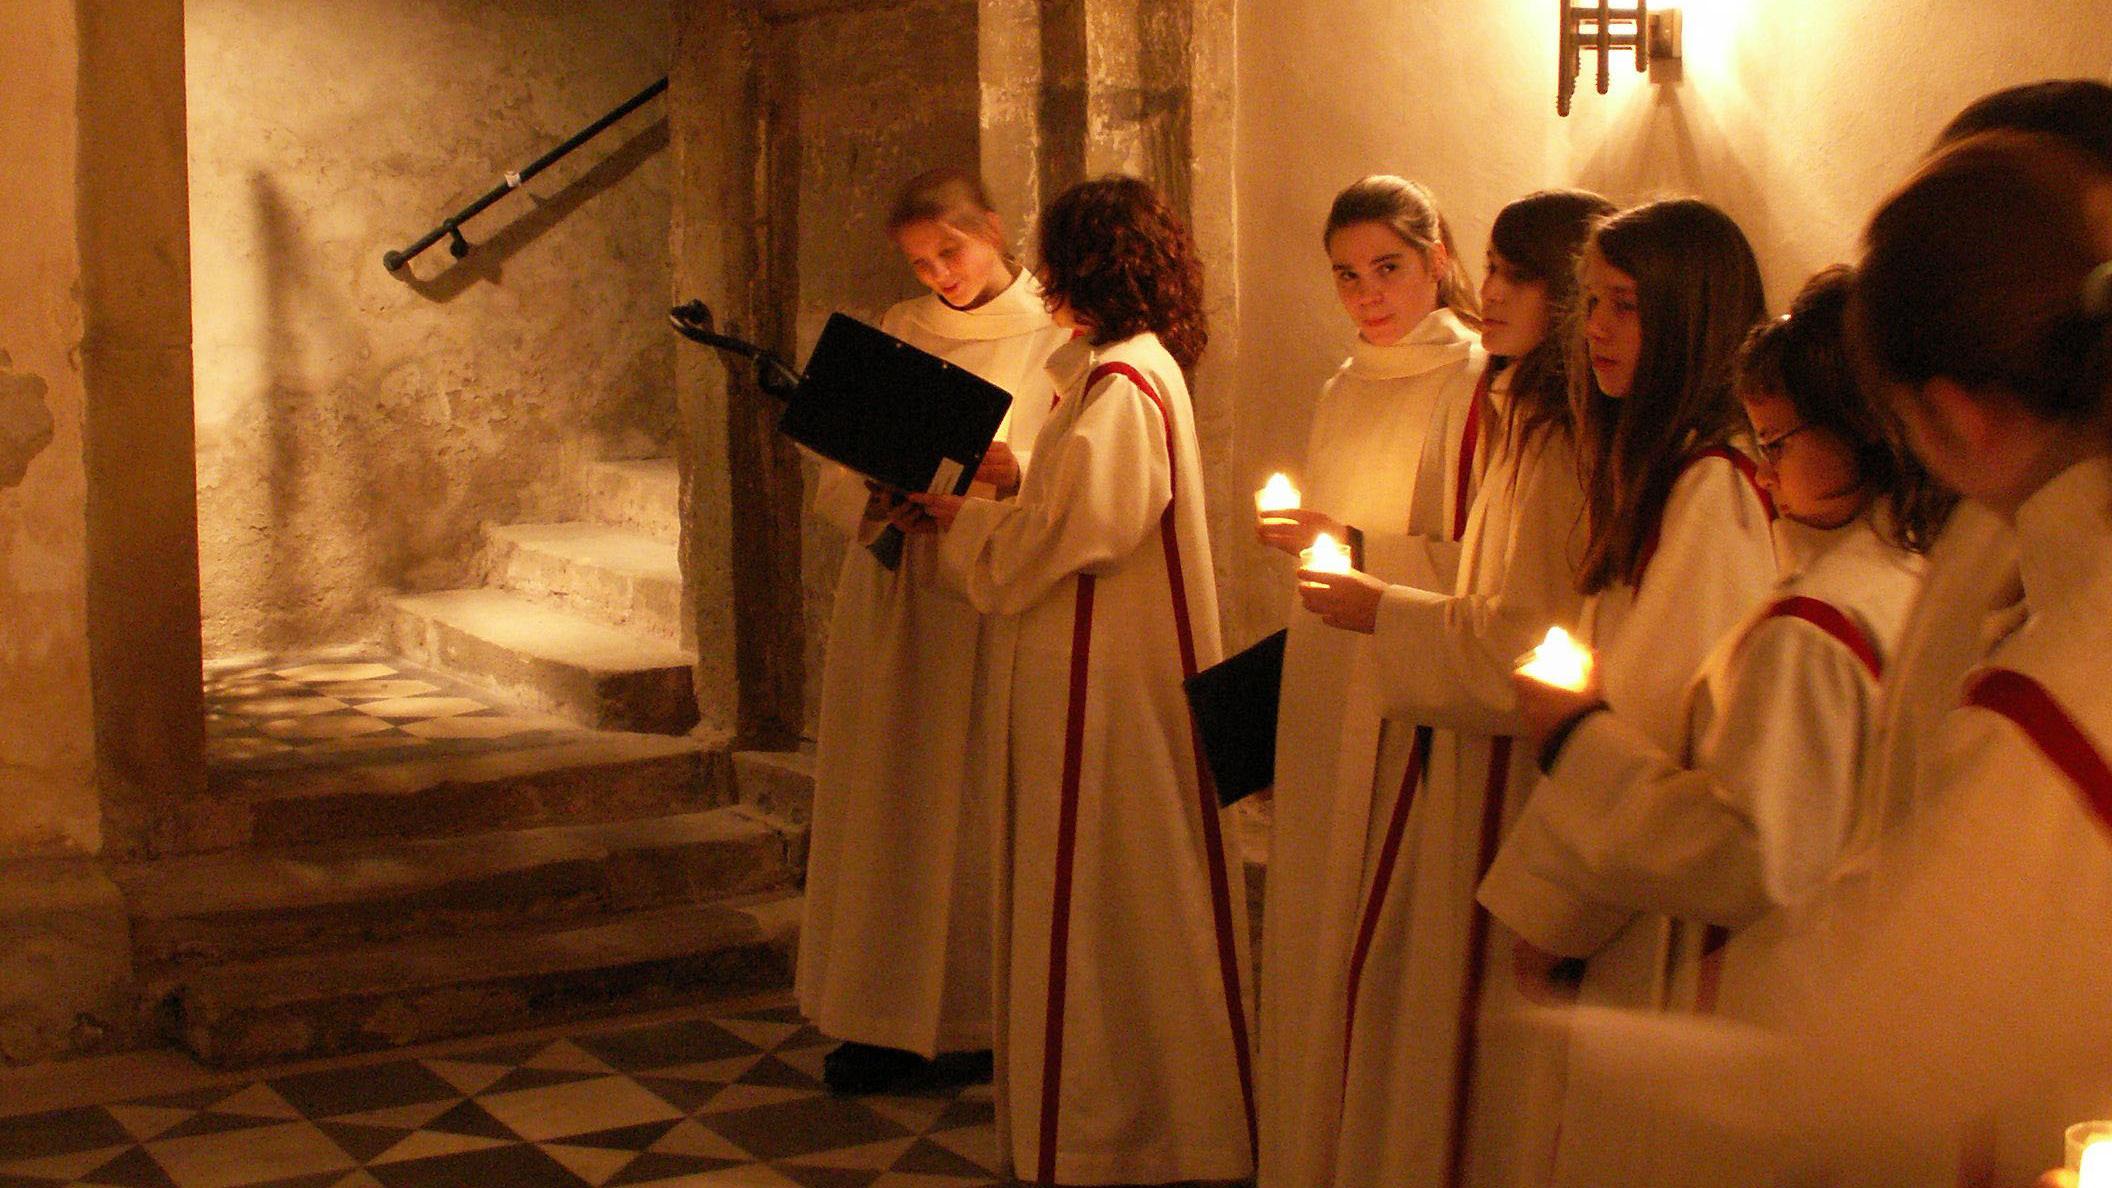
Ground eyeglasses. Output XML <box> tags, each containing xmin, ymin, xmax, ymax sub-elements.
<box><xmin>1754</xmin><ymin>423</ymin><xmax>1811</xmax><ymax>463</ymax></box>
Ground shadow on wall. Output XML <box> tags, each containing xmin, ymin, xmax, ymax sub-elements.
<box><xmin>1574</xmin><ymin>86</ymin><xmax>1780</xmax><ymax>291</ymax></box>
<box><xmin>0</xmin><ymin>355</ymin><xmax>54</xmax><ymax>488</ymax></box>
<box><xmin>387</xmin><ymin>118</ymin><xmax>671</xmax><ymax>305</ymax></box>
<box><xmin>252</xmin><ymin>172</ymin><xmax>369</xmax><ymax>651</ymax></box>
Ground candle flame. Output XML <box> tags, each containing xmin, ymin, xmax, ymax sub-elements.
<box><xmin>1517</xmin><ymin>626</ymin><xmax>1594</xmax><ymax>692</ymax></box>
<box><xmin>1257</xmin><ymin>472</ymin><xmax>1302</xmax><ymax>515</ymax></box>
<box><xmin>1302</xmin><ymin>532</ymin><xmax>1354</xmax><ymax>575</ymax></box>
<box><xmin>2084</xmin><ymin>1140</ymin><xmax>2112</xmax><ymax>1187</ymax></box>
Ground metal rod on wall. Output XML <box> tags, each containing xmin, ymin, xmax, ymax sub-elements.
<box><xmin>382</xmin><ymin>75</ymin><xmax>669</xmax><ymax>273</ymax></box>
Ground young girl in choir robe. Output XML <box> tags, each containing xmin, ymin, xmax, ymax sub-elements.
<box><xmin>1849</xmin><ymin>79</ymin><xmax>2112</xmax><ymax>856</ymax></box>
<box><xmin>1248</xmin><ymin>174</ymin><xmax>1486</xmax><ymax>1188</ymax></box>
<box><xmin>1499</xmin><ymin>266</ymin><xmax>1944</xmax><ymax>1045</ymax></box>
<box><xmin>798</xmin><ymin>168</ymin><xmax>1068</xmax><ymax>1094</ymax></box>
<box><xmin>1269</xmin><ymin>187</ymin><xmax>1612</xmax><ymax>1188</ymax></box>
<box><xmin>907</xmin><ymin>175</ymin><xmax>1254</xmax><ymax>1186</ymax></box>
<box><xmin>1470</xmin><ymin>197</ymin><xmax>1777</xmax><ymax>1173</ymax></box>
<box><xmin>1539</xmin><ymin>129</ymin><xmax>2112</xmax><ymax>1188</ymax></box>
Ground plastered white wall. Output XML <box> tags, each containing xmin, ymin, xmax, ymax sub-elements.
<box><xmin>1228</xmin><ymin>0</ymin><xmax>2112</xmax><ymax>641</ymax></box>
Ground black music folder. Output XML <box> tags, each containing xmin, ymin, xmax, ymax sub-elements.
<box><xmin>1183</xmin><ymin>629</ymin><xmax>1287</xmax><ymax>807</ymax></box>
<box><xmin>781</xmin><ymin>312</ymin><xmax>1015</xmax><ymax>502</ymax></box>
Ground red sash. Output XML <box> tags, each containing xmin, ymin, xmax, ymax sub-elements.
<box><xmin>1964</xmin><ymin>667</ymin><xmax>2112</xmax><ymax>837</ymax></box>
<box><xmin>1037</xmin><ymin>362</ymin><xmax>1257</xmax><ymax>1181</ymax></box>
<box><xmin>1637</xmin><ymin>446</ymin><xmax>1776</xmax><ymax>580</ymax></box>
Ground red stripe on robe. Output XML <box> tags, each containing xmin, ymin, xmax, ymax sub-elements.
<box><xmin>1964</xmin><ymin>667</ymin><xmax>2112</xmax><ymax>838</ymax></box>
<box><xmin>1637</xmin><ymin>446</ymin><xmax>1776</xmax><ymax>579</ymax></box>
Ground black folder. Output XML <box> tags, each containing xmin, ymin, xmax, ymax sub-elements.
<box><xmin>1183</xmin><ymin>629</ymin><xmax>1287</xmax><ymax>807</ymax></box>
<box><xmin>781</xmin><ymin>313</ymin><xmax>1015</xmax><ymax>501</ymax></box>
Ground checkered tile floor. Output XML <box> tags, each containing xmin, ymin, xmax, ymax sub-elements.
<box><xmin>0</xmin><ymin>1004</ymin><xmax>1003</xmax><ymax>1187</ymax></box>
<box><xmin>205</xmin><ymin>649</ymin><xmax>581</xmax><ymax>772</ymax></box>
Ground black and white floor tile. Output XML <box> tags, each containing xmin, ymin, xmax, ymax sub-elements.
<box><xmin>0</xmin><ymin>1004</ymin><xmax>1003</xmax><ymax>1188</ymax></box>
<box><xmin>203</xmin><ymin>649</ymin><xmax>579</xmax><ymax>772</ymax></box>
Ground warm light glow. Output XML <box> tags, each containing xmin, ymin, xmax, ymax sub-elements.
<box><xmin>1517</xmin><ymin>626</ymin><xmax>1595</xmax><ymax>692</ymax></box>
<box><xmin>2082</xmin><ymin>1140</ymin><xmax>2112</xmax><ymax>1187</ymax></box>
<box><xmin>1301</xmin><ymin>532</ymin><xmax>1353</xmax><ymax>575</ymax></box>
<box><xmin>1256</xmin><ymin>472</ymin><xmax>1302</xmax><ymax>515</ymax></box>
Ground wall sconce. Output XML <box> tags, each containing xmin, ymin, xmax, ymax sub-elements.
<box><xmin>1558</xmin><ymin>1</ymin><xmax>1683</xmax><ymax>116</ymax></box>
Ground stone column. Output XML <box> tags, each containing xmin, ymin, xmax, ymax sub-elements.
<box><xmin>78</xmin><ymin>0</ymin><xmax>209</xmax><ymax>855</ymax></box>
<box><xmin>671</xmin><ymin>2</ymin><xmax>805</xmax><ymax>749</ymax></box>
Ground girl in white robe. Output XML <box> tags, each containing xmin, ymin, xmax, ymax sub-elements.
<box><xmin>798</xmin><ymin>169</ymin><xmax>1068</xmax><ymax>1091</ymax></box>
<box><xmin>1281</xmin><ymin>188</ymin><xmax>1614</xmax><ymax>1188</ymax></box>
<box><xmin>1534</xmin><ymin>128</ymin><xmax>2112</xmax><ymax>1188</ymax></box>
<box><xmin>1249</xmin><ymin>174</ymin><xmax>1486</xmax><ymax>1188</ymax></box>
<box><xmin>1473</xmin><ymin>198</ymin><xmax>1778</xmax><ymax>1178</ymax></box>
<box><xmin>909</xmin><ymin>175</ymin><xmax>1254</xmax><ymax>1186</ymax></box>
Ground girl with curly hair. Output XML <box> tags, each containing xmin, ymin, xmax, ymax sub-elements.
<box><xmin>799</xmin><ymin>167</ymin><xmax>1068</xmax><ymax>1096</ymax></box>
<box><xmin>909</xmin><ymin>174</ymin><xmax>1255</xmax><ymax>1185</ymax></box>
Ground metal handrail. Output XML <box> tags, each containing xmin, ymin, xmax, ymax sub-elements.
<box><xmin>382</xmin><ymin>76</ymin><xmax>668</xmax><ymax>272</ymax></box>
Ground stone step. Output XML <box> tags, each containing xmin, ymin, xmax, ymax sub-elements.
<box><xmin>390</xmin><ymin>588</ymin><xmax>698</xmax><ymax>735</ymax></box>
<box><xmin>488</xmin><ymin>521</ymin><xmax>683</xmax><ymax>646</ymax></box>
<box><xmin>174</xmin><ymin>731</ymin><xmax>727</xmax><ymax>853</ymax></box>
<box><xmin>732</xmin><ymin>747</ymin><xmax>816</xmax><ymax>827</ymax></box>
<box><xmin>587</xmin><ymin>457</ymin><xmax>680</xmax><ymax>544</ymax></box>
<box><xmin>119</xmin><ymin>806</ymin><xmax>799</xmax><ymax>970</ymax></box>
<box><xmin>161</xmin><ymin>892</ymin><xmax>802</xmax><ymax>1067</ymax></box>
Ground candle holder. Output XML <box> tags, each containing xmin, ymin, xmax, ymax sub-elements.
<box><xmin>1256</xmin><ymin>473</ymin><xmax>1302</xmax><ymax>523</ymax></box>
<box><xmin>2067</xmin><ymin>1121</ymin><xmax>2112</xmax><ymax>1182</ymax></box>
<box><xmin>1516</xmin><ymin>626</ymin><xmax>1595</xmax><ymax>692</ymax></box>
<box><xmin>1301</xmin><ymin>532</ymin><xmax>1353</xmax><ymax>576</ymax></box>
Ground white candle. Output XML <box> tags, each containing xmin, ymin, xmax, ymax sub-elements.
<box><xmin>1256</xmin><ymin>472</ymin><xmax>1302</xmax><ymax>516</ymax></box>
<box><xmin>1516</xmin><ymin>626</ymin><xmax>1595</xmax><ymax>692</ymax></box>
<box><xmin>2082</xmin><ymin>1139</ymin><xmax>2112</xmax><ymax>1186</ymax></box>
<box><xmin>1301</xmin><ymin>532</ymin><xmax>1353</xmax><ymax>575</ymax></box>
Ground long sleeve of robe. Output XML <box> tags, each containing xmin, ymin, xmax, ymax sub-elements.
<box><xmin>1480</xmin><ymin>453</ymin><xmax>1778</xmax><ymax>961</ymax></box>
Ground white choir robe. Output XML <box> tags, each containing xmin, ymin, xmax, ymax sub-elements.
<box><xmin>1847</xmin><ymin>498</ymin><xmax>2020</xmax><ymax>852</ymax></box>
<box><xmin>1327</xmin><ymin>378</ymin><xmax>1593</xmax><ymax>1188</ymax></box>
<box><xmin>797</xmin><ymin>269</ymin><xmax>1067</xmax><ymax>1058</ymax></box>
<box><xmin>1546</xmin><ymin>456</ymin><xmax>2112</xmax><ymax>1187</ymax></box>
<box><xmin>1257</xmin><ymin>309</ymin><xmax>1483</xmax><ymax>1188</ymax></box>
<box><xmin>1487</xmin><ymin>509</ymin><xmax>1922</xmax><ymax>1184</ymax></box>
<box><xmin>1478</xmin><ymin>448</ymin><xmax>1776</xmax><ymax>1178</ymax></box>
<box><xmin>937</xmin><ymin>331</ymin><xmax>1254</xmax><ymax>1185</ymax></box>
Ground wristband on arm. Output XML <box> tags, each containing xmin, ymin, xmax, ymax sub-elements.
<box><xmin>1536</xmin><ymin>700</ymin><xmax>1610</xmax><ymax>776</ymax></box>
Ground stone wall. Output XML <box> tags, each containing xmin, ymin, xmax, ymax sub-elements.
<box><xmin>0</xmin><ymin>0</ymin><xmax>99</xmax><ymax>862</ymax></box>
<box><xmin>188</xmin><ymin>0</ymin><xmax>675</xmax><ymax>658</ymax></box>
<box><xmin>1227</xmin><ymin>0</ymin><xmax>2112</xmax><ymax>645</ymax></box>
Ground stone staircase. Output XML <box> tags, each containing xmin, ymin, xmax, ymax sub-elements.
<box><xmin>120</xmin><ymin>742</ymin><xmax>813</xmax><ymax>1067</ymax></box>
<box><xmin>124</xmin><ymin>459</ymin><xmax>824</xmax><ymax>1068</ymax></box>
<box><xmin>390</xmin><ymin>458</ymin><xmax>696</xmax><ymax>735</ymax></box>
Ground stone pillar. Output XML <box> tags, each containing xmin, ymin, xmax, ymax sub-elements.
<box><xmin>78</xmin><ymin>0</ymin><xmax>209</xmax><ymax>855</ymax></box>
<box><xmin>671</xmin><ymin>2</ymin><xmax>805</xmax><ymax>749</ymax></box>
<box><xmin>0</xmin><ymin>0</ymin><xmax>202</xmax><ymax>1063</ymax></box>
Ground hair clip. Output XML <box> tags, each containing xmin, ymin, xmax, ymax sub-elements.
<box><xmin>2085</xmin><ymin>260</ymin><xmax>2112</xmax><ymax>320</ymax></box>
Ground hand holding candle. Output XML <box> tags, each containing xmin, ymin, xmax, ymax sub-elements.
<box><xmin>1509</xmin><ymin>626</ymin><xmax>1603</xmax><ymax>751</ymax></box>
<box><xmin>1254</xmin><ymin>473</ymin><xmax>1346</xmax><ymax>556</ymax></box>
<box><xmin>1294</xmin><ymin>534</ymin><xmax>1384</xmax><ymax>633</ymax></box>
<box><xmin>1517</xmin><ymin>626</ymin><xmax>1595</xmax><ymax>692</ymax></box>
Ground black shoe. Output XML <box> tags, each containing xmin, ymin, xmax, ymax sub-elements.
<box><xmin>927</xmin><ymin>1047</ymin><xmax>995</xmax><ymax>1087</ymax></box>
<box><xmin>821</xmin><ymin>1041</ymin><xmax>926</xmax><ymax>1095</ymax></box>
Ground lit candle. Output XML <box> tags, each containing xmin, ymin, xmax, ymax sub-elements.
<box><xmin>1301</xmin><ymin>531</ymin><xmax>1354</xmax><ymax>575</ymax></box>
<box><xmin>1256</xmin><ymin>472</ymin><xmax>1302</xmax><ymax>517</ymax></box>
<box><xmin>1516</xmin><ymin>626</ymin><xmax>1595</xmax><ymax>692</ymax></box>
<box><xmin>2083</xmin><ymin>1140</ymin><xmax>2112</xmax><ymax>1187</ymax></box>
